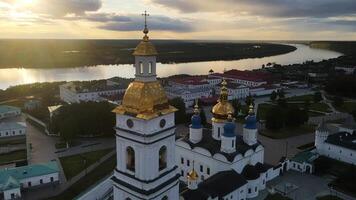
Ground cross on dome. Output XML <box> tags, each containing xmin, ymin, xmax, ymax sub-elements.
<box><xmin>142</xmin><ymin>10</ymin><xmax>150</xmax><ymax>35</ymax></box>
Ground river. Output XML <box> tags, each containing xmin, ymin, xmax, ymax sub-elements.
<box><xmin>0</xmin><ymin>44</ymin><xmax>342</xmax><ymax>90</ymax></box>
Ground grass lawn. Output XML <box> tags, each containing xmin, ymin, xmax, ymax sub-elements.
<box><xmin>308</xmin><ymin>111</ymin><xmax>325</xmax><ymax>117</ymax></box>
<box><xmin>59</xmin><ymin>148</ymin><xmax>113</xmax><ymax>180</ymax></box>
<box><xmin>286</xmin><ymin>94</ymin><xmax>313</xmax><ymax>102</ymax></box>
<box><xmin>264</xmin><ymin>193</ymin><xmax>292</xmax><ymax>200</ymax></box>
<box><xmin>260</xmin><ymin>124</ymin><xmax>315</xmax><ymax>139</ymax></box>
<box><xmin>0</xmin><ymin>150</ymin><xmax>27</xmax><ymax>164</ymax></box>
<box><xmin>50</xmin><ymin>154</ymin><xmax>116</xmax><ymax>200</ymax></box>
<box><xmin>335</xmin><ymin>101</ymin><xmax>356</xmax><ymax>113</ymax></box>
<box><xmin>309</xmin><ymin>103</ymin><xmax>332</xmax><ymax>113</ymax></box>
<box><xmin>316</xmin><ymin>195</ymin><xmax>343</xmax><ymax>200</ymax></box>
<box><xmin>314</xmin><ymin>156</ymin><xmax>350</xmax><ymax>177</ymax></box>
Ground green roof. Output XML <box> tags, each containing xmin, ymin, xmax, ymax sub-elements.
<box><xmin>0</xmin><ymin>105</ymin><xmax>21</xmax><ymax>114</ymax></box>
<box><xmin>291</xmin><ymin>151</ymin><xmax>317</xmax><ymax>164</ymax></box>
<box><xmin>0</xmin><ymin>161</ymin><xmax>59</xmax><ymax>191</ymax></box>
<box><xmin>3</xmin><ymin>176</ymin><xmax>20</xmax><ymax>190</ymax></box>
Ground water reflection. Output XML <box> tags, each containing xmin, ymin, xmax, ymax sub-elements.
<box><xmin>0</xmin><ymin>44</ymin><xmax>342</xmax><ymax>89</ymax></box>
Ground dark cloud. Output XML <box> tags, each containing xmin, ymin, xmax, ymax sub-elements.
<box><xmin>152</xmin><ymin>0</ymin><xmax>356</xmax><ymax>18</ymax></box>
<box><xmin>98</xmin><ymin>15</ymin><xmax>193</xmax><ymax>32</ymax></box>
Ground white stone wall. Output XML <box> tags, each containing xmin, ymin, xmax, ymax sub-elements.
<box><xmin>0</xmin><ymin>125</ymin><xmax>26</xmax><ymax>138</ymax></box>
<box><xmin>76</xmin><ymin>177</ymin><xmax>113</xmax><ymax>200</ymax></box>
<box><xmin>21</xmin><ymin>172</ymin><xmax>59</xmax><ymax>188</ymax></box>
<box><xmin>3</xmin><ymin>187</ymin><xmax>21</xmax><ymax>200</ymax></box>
<box><xmin>318</xmin><ymin>143</ymin><xmax>356</xmax><ymax>165</ymax></box>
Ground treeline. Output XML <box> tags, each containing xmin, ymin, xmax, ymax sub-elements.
<box><xmin>0</xmin><ymin>39</ymin><xmax>296</xmax><ymax>68</ymax></box>
<box><xmin>310</xmin><ymin>41</ymin><xmax>356</xmax><ymax>55</ymax></box>
<box><xmin>325</xmin><ymin>75</ymin><xmax>356</xmax><ymax>98</ymax></box>
<box><xmin>51</xmin><ymin>102</ymin><xmax>115</xmax><ymax>143</ymax></box>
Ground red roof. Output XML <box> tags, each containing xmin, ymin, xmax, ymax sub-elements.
<box><xmin>211</xmin><ymin>70</ymin><xmax>270</xmax><ymax>82</ymax></box>
<box><xmin>171</xmin><ymin>76</ymin><xmax>210</xmax><ymax>85</ymax></box>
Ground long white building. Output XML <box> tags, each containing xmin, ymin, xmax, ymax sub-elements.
<box><xmin>0</xmin><ymin>122</ymin><xmax>26</xmax><ymax>138</ymax></box>
<box><xmin>59</xmin><ymin>80</ymin><xmax>126</xmax><ymax>104</ymax></box>
<box><xmin>0</xmin><ymin>161</ymin><xmax>59</xmax><ymax>200</ymax></box>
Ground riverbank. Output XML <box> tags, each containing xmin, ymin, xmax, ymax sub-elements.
<box><xmin>0</xmin><ymin>40</ymin><xmax>296</xmax><ymax>69</ymax></box>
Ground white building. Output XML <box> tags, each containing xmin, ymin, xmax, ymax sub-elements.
<box><xmin>166</xmin><ymin>87</ymin><xmax>212</xmax><ymax>108</ymax></box>
<box><xmin>250</xmin><ymin>85</ymin><xmax>279</xmax><ymax>97</ymax></box>
<box><xmin>315</xmin><ymin>118</ymin><xmax>356</xmax><ymax>165</ymax></box>
<box><xmin>209</xmin><ymin>70</ymin><xmax>269</xmax><ymax>87</ymax></box>
<box><xmin>215</xmin><ymin>81</ymin><xmax>249</xmax><ymax>100</ymax></box>
<box><xmin>0</xmin><ymin>106</ymin><xmax>21</xmax><ymax>120</ymax></box>
<box><xmin>0</xmin><ymin>161</ymin><xmax>59</xmax><ymax>200</ymax></box>
<box><xmin>0</xmin><ymin>122</ymin><xmax>26</xmax><ymax>138</ymax></box>
<box><xmin>59</xmin><ymin>81</ymin><xmax>126</xmax><ymax>104</ymax></box>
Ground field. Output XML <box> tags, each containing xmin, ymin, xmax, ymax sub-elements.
<box><xmin>0</xmin><ymin>150</ymin><xmax>27</xmax><ymax>164</ymax></box>
<box><xmin>0</xmin><ymin>40</ymin><xmax>296</xmax><ymax>68</ymax></box>
<box><xmin>59</xmin><ymin>148</ymin><xmax>113</xmax><ymax>180</ymax></box>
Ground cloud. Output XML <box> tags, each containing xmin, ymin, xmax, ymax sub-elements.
<box><xmin>0</xmin><ymin>0</ymin><xmax>102</xmax><ymax>16</ymax></box>
<box><xmin>151</xmin><ymin>0</ymin><xmax>356</xmax><ymax>18</ymax></box>
<box><xmin>97</xmin><ymin>14</ymin><xmax>193</xmax><ymax>32</ymax></box>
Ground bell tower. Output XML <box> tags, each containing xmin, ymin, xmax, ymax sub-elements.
<box><xmin>112</xmin><ymin>11</ymin><xmax>180</xmax><ymax>200</ymax></box>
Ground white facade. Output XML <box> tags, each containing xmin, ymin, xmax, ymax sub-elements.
<box><xmin>250</xmin><ymin>86</ymin><xmax>279</xmax><ymax>97</ymax></box>
<box><xmin>0</xmin><ymin>122</ymin><xmax>26</xmax><ymax>138</ymax></box>
<box><xmin>166</xmin><ymin>87</ymin><xmax>212</xmax><ymax>108</ymax></box>
<box><xmin>215</xmin><ymin>85</ymin><xmax>249</xmax><ymax>100</ymax></box>
<box><xmin>60</xmin><ymin>82</ymin><xmax>125</xmax><ymax>104</ymax></box>
<box><xmin>314</xmin><ymin>122</ymin><xmax>356</xmax><ymax>165</ymax></box>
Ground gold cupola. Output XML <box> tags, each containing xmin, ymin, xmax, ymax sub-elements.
<box><xmin>113</xmin><ymin>11</ymin><xmax>177</xmax><ymax>120</ymax></box>
<box><xmin>132</xmin><ymin>12</ymin><xmax>157</xmax><ymax>56</ymax></box>
<box><xmin>212</xmin><ymin>79</ymin><xmax>234</xmax><ymax>122</ymax></box>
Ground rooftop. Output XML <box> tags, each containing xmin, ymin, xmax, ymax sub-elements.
<box><xmin>210</xmin><ymin>70</ymin><xmax>271</xmax><ymax>83</ymax></box>
<box><xmin>181</xmin><ymin>170</ymin><xmax>247</xmax><ymax>200</ymax></box>
<box><xmin>180</xmin><ymin>128</ymin><xmax>261</xmax><ymax>162</ymax></box>
<box><xmin>0</xmin><ymin>122</ymin><xmax>26</xmax><ymax>131</ymax></box>
<box><xmin>61</xmin><ymin>81</ymin><xmax>127</xmax><ymax>93</ymax></box>
<box><xmin>290</xmin><ymin>151</ymin><xmax>318</xmax><ymax>164</ymax></box>
<box><xmin>326</xmin><ymin>131</ymin><xmax>356</xmax><ymax>150</ymax></box>
<box><xmin>0</xmin><ymin>161</ymin><xmax>59</xmax><ymax>191</ymax></box>
<box><xmin>0</xmin><ymin>105</ymin><xmax>20</xmax><ymax>114</ymax></box>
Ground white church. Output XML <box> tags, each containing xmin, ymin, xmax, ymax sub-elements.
<box><xmin>77</xmin><ymin>13</ymin><xmax>284</xmax><ymax>200</ymax></box>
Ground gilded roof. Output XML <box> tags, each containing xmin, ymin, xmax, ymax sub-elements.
<box><xmin>133</xmin><ymin>35</ymin><xmax>158</xmax><ymax>56</ymax></box>
<box><xmin>212</xmin><ymin>80</ymin><xmax>234</xmax><ymax>122</ymax></box>
<box><xmin>187</xmin><ymin>169</ymin><xmax>198</xmax><ymax>181</ymax></box>
<box><xmin>112</xmin><ymin>81</ymin><xmax>177</xmax><ymax>120</ymax></box>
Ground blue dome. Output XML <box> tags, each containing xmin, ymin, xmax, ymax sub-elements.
<box><xmin>191</xmin><ymin>114</ymin><xmax>202</xmax><ymax>129</ymax></box>
<box><xmin>223</xmin><ymin>121</ymin><xmax>236</xmax><ymax>137</ymax></box>
<box><xmin>244</xmin><ymin>114</ymin><xmax>257</xmax><ymax>129</ymax></box>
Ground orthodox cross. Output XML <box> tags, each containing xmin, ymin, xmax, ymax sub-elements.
<box><xmin>142</xmin><ymin>10</ymin><xmax>150</xmax><ymax>29</ymax></box>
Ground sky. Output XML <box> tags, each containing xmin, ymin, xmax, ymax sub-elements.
<box><xmin>0</xmin><ymin>0</ymin><xmax>355</xmax><ymax>40</ymax></box>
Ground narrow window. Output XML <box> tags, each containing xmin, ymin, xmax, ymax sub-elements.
<box><xmin>139</xmin><ymin>62</ymin><xmax>144</xmax><ymax>74</ymax></box>
<box><xmin>159</xmin><ymin>146</ymin><xmax>167</xmax><ymax>171</ymax></box>
<box><xmin>200</xmin><ymin>165</ymin><xmax>203</xmax><ymax>172</ymax></box>
<box><xmin>187</xmin><ymin>160</ymin><xmax>190</xmax><ymax>166</ymax></box>
<box><xmin>181</xmin><ymin>157</ymin><xmax>184</xmax><ymax>164</ymax></box>
<box><xmin>232</xmin><ymin>140</ymin><xmax>234</xmax><ymax>148</ymax></box>
<box><xmin>207</xmin><ymin>168</ymin><xmax>210</xmax><ymax>175</ymax></box>
<box><xmin>148</xmin><ymin>62</ymin><xmax>153</xmax><ymax>74</ymax></box>
<box><xmin>126</xmin><ymin>147</ymin><xmax>135</xmax><ymax>172</ymax></box>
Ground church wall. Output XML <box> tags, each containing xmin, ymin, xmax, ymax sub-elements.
<box><xmin>20</xmin><ymin>172</ymin><xmax>59</xmax><ymax>188</ymax></box>
<box><xmin>76</xmin><ymin>177</ymin><xmax>113</xmax><ymax>200</ymax></box>
<box><xmin>3</xmin><ymin>188</ymin><xmax>21</xmax><ymax>200</ymax></box>
<box><xmin>176</xmin><ymin>145</ymin><xmax>230</xmax><ymax>183</ymax></box>
<box><xmin>116</xmin><ymin>113</ymin><xmax>175</xmax><ymax>136</ymax></box>
<box><xmin>245</xmin><ymin>178</ymin><xmax>260</xmax><ymax>199</ymax></box>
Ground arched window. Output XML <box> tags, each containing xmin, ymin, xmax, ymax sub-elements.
<box><xmin>162</xmin><ymin>196</ymin><xmax>168</xmax><ymax>200</ymax></box>
<box><xmin>159</xmin><ymin>146</ymin><xmax>167</xmax><ymax>171</ymax></box>
<box><xmin>148</xmin><ymin>62</ymin><xmax>153</xmax><ymax>74</ymax></box>
<box><xmin>139</xmin><ymin>62</ymin><xmax>144</xmax><ymax>74</ymax></box>
<box><xmin>126</xmin><ymin>147</ymin><xmax>135</xmax><ymax>172</ymax></box>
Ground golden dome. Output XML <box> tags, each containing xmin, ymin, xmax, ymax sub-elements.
<box><xmin>133</xmin><ymin>35</ymin><xmax>158</xmax><ymax>56</ymax></box>
<box><xmin>212</xmin><ymin>80</ymin><xmax>234</xmax><ymax>122</ymax></box>
<box><xmin>113</xmin><ymin>81</ymin><xmax>177</xmax><ymax>120</ymax></box>
<box><xmin>187</xmin><ymin>169</ymin><xmax>198</xmax><ymax>181</ymax></box>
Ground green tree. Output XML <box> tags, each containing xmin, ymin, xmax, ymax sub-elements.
<box><xmin>332</xmin><ymin>96</ymin><xmax>344</xmax><ymax>107</ymax></box>
<box><xmin>303</xmin><ymin>99</ymin><xmax>311</xmax><ymax>111</ymax></box>
<box><xmin>286</xmin><ymin>106</ymin><xmax>308</xmax><ymax>127</ymax></box>
<box><xmin>313</xmin><ymin>91</ymin><xmax>323</xmax><ymax>103</ymax></box>
<box><xmin>231</xmin><ymin>99</ymin><xmax>241</xmax><ymax>117</ymax></box>
<box><xmin>265</xmin><ymin>106</ymin><xmax>285</xmax><ymax>130</ymax></box>
<box><xmin>59</xmin><ymin>118</ymin><xmax>77</xmax><ymax>148</ymax></box>
<box><xmin>277</xmin><ymin>89</ymin><xmax>285</xmax><ymax>99</ymax></box>
<box><xmin>270</xmin><ymin>91</ymin><xmax>277</xmax><ymax>102</ymax></box>
<box><xmin>169</xmin><ymin>97</ymin><xmax>187</xmax><ymax>124</ymax></box>
<box><xmin>200</xmin><ymin>110</ymin><xmax>207</xmax><ymax>126</ymax></box>
<box><xmin>245</xmin><ymin>95</ymin><xmax>255</xmax><ymax>106</ymax></box>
